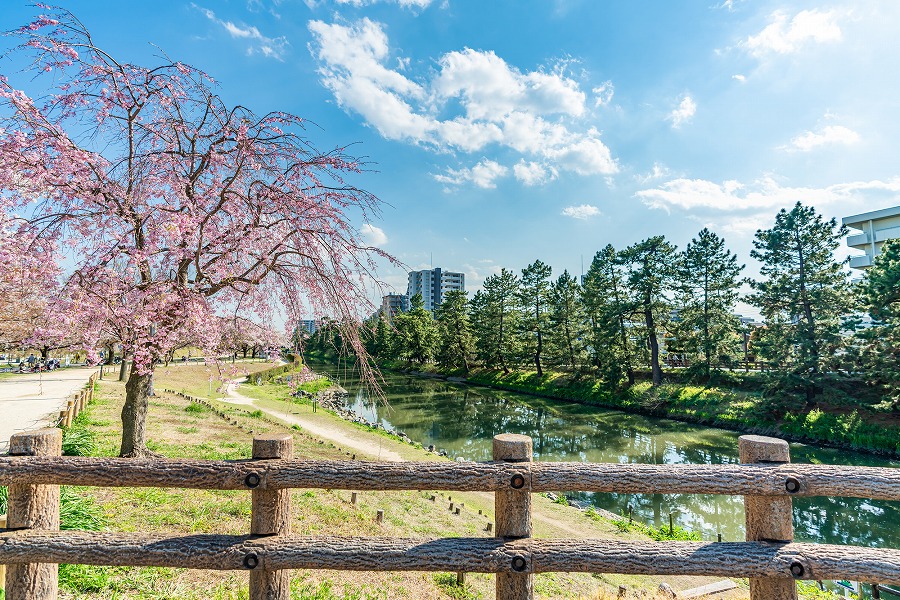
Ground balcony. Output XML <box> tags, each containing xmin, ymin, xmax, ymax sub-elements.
<box><xmin>849</xmin><ymin>255</ymin><xmax>872</xmax><ymax>269</ymax></box>
<box><xmin>847</xmin><ymin>232</ymin><xmax>870</xmax><ymax>249</ymax></box>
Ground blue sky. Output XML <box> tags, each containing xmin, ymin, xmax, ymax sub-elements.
<box><xmin>4</xmin><ymin>1</ymin><xmax>900</xmax><ymax>314</ymax></box>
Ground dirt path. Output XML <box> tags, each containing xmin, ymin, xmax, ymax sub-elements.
<box><xmin>221</xmin><ymin>379</ymin><xmax>404</xmax><ymax>461</ymax></box>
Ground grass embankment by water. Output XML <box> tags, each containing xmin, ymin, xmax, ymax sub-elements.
<box><xmin>363</xmin><ymin>356</ymin><xmax>900</xmax><ymax>458</ymax></box>
<box><xmin>0</xmin><ymin>362</ymin><xmax>771</xmax><ymax>599</ymax></box>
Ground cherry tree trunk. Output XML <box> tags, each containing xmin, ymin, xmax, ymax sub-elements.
<box><xmin>120</xmin><ymin>368</ymin><xmax>153</xmax><ymax>457</ymax></box>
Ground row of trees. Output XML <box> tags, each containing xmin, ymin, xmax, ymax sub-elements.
<box><xmin>313</xmin><ymin>203</ymin><xmax>898</xmax><ymax>411</ymax></box>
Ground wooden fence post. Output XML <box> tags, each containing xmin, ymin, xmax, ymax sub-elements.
<box><xmin>493</xmin><ymin>433</ymin><xmax>533</xmax><ymax>600</ymax></box>
<box><xmin>5</xmin><ymin>428</ymin><xmax>62</xmax><ymax>600</ymax></box>
<box><xmin>250</xmin><ymin>434</ymin><xmax>293</xmax><ymax>600</ymax></box>
<box><xmin>739</xmin><ymin>435</ymin><xmax>797</xmax><ymax>600</ymax></box>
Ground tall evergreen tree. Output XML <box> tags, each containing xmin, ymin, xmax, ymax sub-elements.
<box><xmin>470</xmin><ymin>269</ymin><xmax>520</xmax><ymax>373</ymax></box>
<box><xmin>857</xmin><ymin>238</ymin><xmax>900</xmax><ymax>410</ymax></box>
<box><xmin>392</xmin><ymin>293</ymin><xmax>438</xmax><ymax>366</ymax></box>
<box><xmin>516</xmin><ymin>260</ymin><xmax>552</xmax><ymax>376</ymax></box>
<box><xmin>620</xmin><ymin>236</ymin><xmax>678</xmax><ymax>386</ymax></box>
<box><xmin>547</xmin><ymin>270</ymin><xmax>585</xmax><ymax>371</ymax></box>
<box><xmin>581</xmin><ymin>245</ymin><xmax>636</xmax><ymax>386</ymax></box>
<box><xmin>435</xmin><ymin>289</ymin><xmax>474</xmax><ymax>374</ymax></box>
<box><xmin>675</xmin><ymin>228</ymin><xmax>744</xmax><ymax>378</ymax></box>
<box><xmin>748</xmin><ymin>203</ymin><xmax>851</xmax><ymax>398</ymax></box>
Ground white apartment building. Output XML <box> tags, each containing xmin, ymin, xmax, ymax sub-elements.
<box><xmin>843</xmin><ymin>205</ymin><xmax>900</xmax><ymax>269</ymax></box>
<box><xmin>407</xmin><ymin>268</ymin><xmax>465</xmax><ymax>313</ymax></box>
<box><xmin>380</xmin><ymin>293</ymin><xmax>410</xmax><ymax>319</ymax></box>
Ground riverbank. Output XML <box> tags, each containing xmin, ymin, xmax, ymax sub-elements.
<box><xmin>311</xmin><ymin>354</ymin><xmax>900</xmax><ymax>459</ymax></box>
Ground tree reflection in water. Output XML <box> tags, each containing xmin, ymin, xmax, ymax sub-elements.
<box><xmin>323</xmin><ymin>364</ymin><xmax>900</xmax><ymax>549</ymax></box>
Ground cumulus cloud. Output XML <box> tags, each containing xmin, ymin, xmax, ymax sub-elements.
<box><xmin>636</xmin><ymin>176</ymin><xmax>900</xmax><ymax>212</ymax></box>
<box><xmin>360</xmin><ymin>223</ymin><xmax>388</xmax><ymax>246</ymax></box>
<box><xmin>732</xmin><ymin>74</ymin><xmax>746</xmax><ymax>82</ymax></box>
<box><xmin>785</xmin><ymin>125</ymin><xmax>860</xmax><ymax>152</ymax></box>
<box><xmin>636</xmin><ymin>162</ymin><xmax>672</xmax><ymax>184</ymax></box>
<box><xmin>513</xmin><ymin>160</ymin><xmax>558</xmax><ymax>186</ymax></box>
<box><xmin>308</xmin><ymin>18</ymin><xmax>618</xmax><ymax>186</ymax></box>
<box><xmin>669</xmin><ymin>95</ymin><xmax>696</xmax><ymax>128</ymax></box>
<box><xmin>743</xmin><ymin>9</ymin><xmax>842</xmax><ymax>57</ymax></box>
<box><xmin>561</xmin><ymin>204</ymin><xmax>601</xmax><ymax>219</ymax></box>
<box><xmin>433</xmin><ymin>159</ymin><xmax>509</xmax><ymax>189</ymax></box>
<box><xmin>194</xmin><ymin>4</ymin><xmax>289</xmax><ymax>60</ymax></box>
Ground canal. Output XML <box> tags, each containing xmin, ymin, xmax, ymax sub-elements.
<box><xmin>312</xmin><ymin>361</ymin><xmax>900</xmax><ymax>560</ymax></box>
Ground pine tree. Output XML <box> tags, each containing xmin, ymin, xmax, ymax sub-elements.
<box><xmin>435</xmin><ymin>289</ymin><xmax>474</xmax><ymax>374</ymax></box>
<box><xmin>547</xmin><ymin>270</ymin><xmax>585</xmax><ymax>371</ymax></box>
<box><xmin>470</xmin><ymin>269</ymin><xmax>520</xmax><ymax>373</ymax></box>
<box><xmin>748</xmin><ymin>202</ymin><xmax>851</xmax><ymax>400</ymax></box>
<box><xmin>857</xmin><ymin>238</ymin><xmax>900</xmax><ymax>410</ymax></box>
<box><xmin>392</xmin><ymin>293</ymin><xmax>438</xmax><ymax>366</ymax></box>
<box><xmin>516</xmin><ymin>260</ymin><xmax>552</xmax><ymax>376</ymax></box>
<box><xmin>581</xmin><ymin>245</ymin><xmax>636</xmax><ymax>386</ymax></box>
<box><xmin>620</xmin><ymin>236</ymin><xmax>678</xmax><ymax>386</ymax></box>
<box><xmin>675</xmin><ymin>228</ymin><xmax>744</xmax><ymax>378</ymax></box>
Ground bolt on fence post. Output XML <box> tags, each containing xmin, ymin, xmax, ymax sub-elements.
<box><xmin>493</xmin><ymin>433</ymin><xmax>533</xmax><ymax>600</ymax></box>
<box><xmin>250</xmin><ymin>433</ymin><xmax>293</xmax><ymax>600</ymax></box>
<box><xmin>6</xmin><ymin>428</ymin><xmax>62</xmax><ymax>600</ymax></box>
<box><xmin>739</xmin><ymin>435</ymin><xmax>797</xmax><ymax>600</ymax></box>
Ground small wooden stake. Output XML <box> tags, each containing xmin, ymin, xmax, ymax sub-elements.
<box><xmin>6</xmin><ymin>428</ymin><xmax>62</xmax><ymax>600</ymax></box>
<box><xmin>351</xmin><ymin>492</ymin><xmax>358</xmax><ymax>505</ymax></box>
<box><xmin>740</xmin><ymin>435</ymin><xmax>797</xmax><ymax>600</ymax></box>
<box><xmin>250</xmin><ymin>433</ymin><xmax>293</xmax><ymax>600</ymax></box>
<box><xmin>376</xmin><ymin>510</ymin><xmax>384</xmax><ymax>523</ymax></box>
<box><xmin>493</xmin><ymin>433</ymin><xmax>533</xmax><ymax>600</ymax></box>
<box><xmin>457</xmin><ymin>572</ymin><xmax>466</xmax><ymax>586</ymax></box>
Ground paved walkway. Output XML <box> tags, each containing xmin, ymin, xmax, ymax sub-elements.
<box><xmin>0</xmin><ymin>367</ymin><xmax>96</xmax><ymax>453</ymax></box>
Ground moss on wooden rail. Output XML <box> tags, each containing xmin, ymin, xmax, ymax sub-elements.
<box><xmin>1</xmin><ymin>456</ymin><xmax>898</xmax><ymax>500</ymax></box>
<box><xmin>1</xmin><ymin>532</ymin><xmax>899</xmax><ymax>584</ymax></box>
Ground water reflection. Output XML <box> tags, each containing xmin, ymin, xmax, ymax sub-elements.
<box><xmin>318</xmin><ymin>364</ymin><xmax>900</xmax><ymax>549</ymax></box>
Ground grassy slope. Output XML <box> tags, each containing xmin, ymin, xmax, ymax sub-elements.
<box><xmin>39</xmin><ymin>365</ymin><xmax>756</xmax><ymax>600</ymax></box>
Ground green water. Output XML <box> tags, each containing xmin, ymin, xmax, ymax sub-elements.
<box><xmin>315</xmin><ymin>363</ymin><xmax>900</xmax><ymax>554</ymax></box>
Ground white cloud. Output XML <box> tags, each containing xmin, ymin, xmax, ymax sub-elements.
<box><xmin>669</xmin><ymin>95</ymin><xmax>696</xmax><ymax>128</ymax></box>
<box><xmin>194</xmin><ymin>4</ymin><xmax>289</xmax><ymax>60</ymax></box>
<box><xmin>360</xmin><ymin>223</ymin><xmax>388</xmax><ymax>246</ymax></box>
<box><xmin>308</xmin><ymin>18</ymin><xmax>618</xmax><ymax>185</ymax></box>
<box><xmin>637</xmin><ymin>176</ymin><xmax>900</xmax><ymax>212</ymax></box>
<box><xmin>732</xmin><ymin>74</ymin><xmax>746</xmax><ymax>82</ymax></box>
<box><xmin>786</xmin><ymin>125</ymin><xmax>860</xmax><ymax>152</ymax></box>
<box><xmin>744</xmin><ymin>9</ymin><xmax>842</xmax><ymax>57</ymax></box>
<box><xmin>513</xmin><ymin>160</ymin><xmax>558</xmax><ymax>186</ymax></box>
<box><xmin>592</xmin><ymin>81</ymin><xmax>614</xmax><ymax>107</ymax></box>
<box><xmin>561</xmin><ymin>204</ymin><xmax>601</xmax><ymax>219</ymax></box>
<box><xmin>333</xmin><ymin>0</ymin><xmax>434</xmax><ymax>8</ymax></box>
<box><xmin>636</xmin><ymin>162</ymin><xmax>672</xmax><ymax>184</ymax></box>
<box><xmin>433</xmin><ymin>159</ymin><xmax>509</xmax><ymax>189</ymax></box>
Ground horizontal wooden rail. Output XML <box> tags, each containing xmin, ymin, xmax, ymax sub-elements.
<box><xmin>1</xmin><ymin>457</ymin><xmax>898</xmax><ymax>500</ymax></box>
<box><xmin>1</xmin><ymin>532</ymin><xmax>898</xmax><ymax>583</ymax></box>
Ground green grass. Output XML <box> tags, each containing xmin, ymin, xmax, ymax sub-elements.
<box><xmin>185</xmin><ymin>402</ymin><xmax>211</xmax><ymax>414</ymax></box>
<box><xmin>585</xmin><ymin>507</ymin><xmax>701</xmax><ymax>542</ymax></box>
<box><xmin>61</xmin><ymin>426</ymin><xmax>99</xmax><ymax>456</ymax></box>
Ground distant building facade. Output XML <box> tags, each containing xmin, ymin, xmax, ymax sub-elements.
<box><xmin>407</xmin><ymin>268</ymin><xmax>465</xmax><ymax>313</ymax></box>
<box><xmin>843</xmin><ymin>206</ymin><xmax>900</xmax><ymax>269</ymax></box>
<box><xmin>380</xmin><ymin>293</ymin><xmax>410</xmax><ymax>319</ymax></box>
<box><xmin>297</xmin><ymin>320</ymin><xmax>318</xmax><ymax>335</ymax></box>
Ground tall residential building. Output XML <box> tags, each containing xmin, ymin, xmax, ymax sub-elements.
<box><xmin>843</xmin><ymin>206</ymin><xmax>900</xmax><ymax>269</ymax></box>
<box><xmin>380</xmin><ymin>293</ymin><xmax>409</xmax><ymax>319</ymax></box>
<box><xmin>407</xmin><ymin>268</ymin><xmax>465</xmax><ymax>313</ymax></box>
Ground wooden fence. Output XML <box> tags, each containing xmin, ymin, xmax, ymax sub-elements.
<box><xmin>1</xmin><ymin>431</ymin><xmax>899</xmax><ymax>600</ymax></box>
<box><xmin>56</xmin><ymin>372</ymin><xmax>97</xmax><ymax>428</ymax></box>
